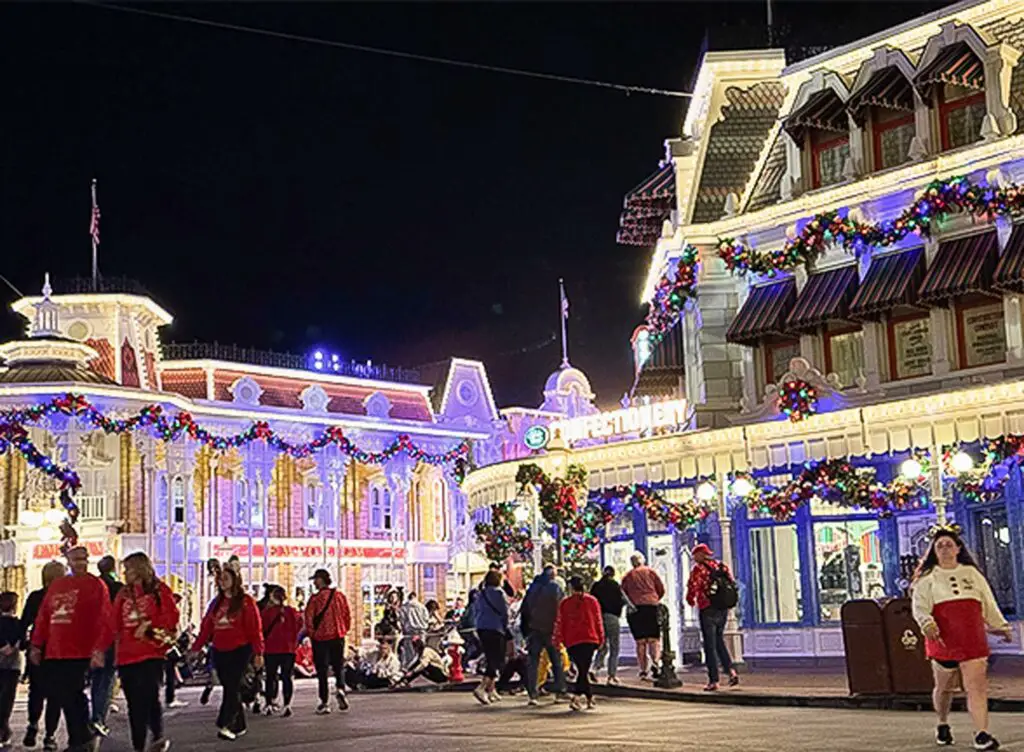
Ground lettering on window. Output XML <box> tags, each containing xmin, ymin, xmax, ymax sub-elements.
<box><xmin>961</xmin><ymin>303</ymin><xmax>1006</xmax><ymax>368</ymax></box>
<box><xmin>892</xmin><ymin>317</ymin><xmax>933</xmax><ymax>379</ymax></box>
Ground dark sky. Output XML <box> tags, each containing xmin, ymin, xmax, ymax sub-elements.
<box><xmin>1</xmin><ymin>1</ymin><xmax>950</xmax><ymax>408</ymax></box>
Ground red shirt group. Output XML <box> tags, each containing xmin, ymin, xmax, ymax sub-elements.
<box><xmin>303</xmin><ymin>588</ymin><xmax>351</xmax><ymax>642</ymax></box>
<box><xmin>31</xmin><ymin>573</ymin><xmax>114</xmax><ymax>660</ymax></box>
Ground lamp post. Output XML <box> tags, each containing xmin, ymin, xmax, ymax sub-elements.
<box><xmin>515</xmin><ymin>486</ymin><xmax>544</xmax><ymax>576</ymax></box>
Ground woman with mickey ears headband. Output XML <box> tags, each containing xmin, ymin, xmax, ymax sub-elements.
<box><xmin>912</xmin><ymin>524</ymin><xmax>1012</xmax><ymax>751</ymax></box>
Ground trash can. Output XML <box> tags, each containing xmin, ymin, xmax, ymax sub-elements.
<box><xmin>841</xmin><ymin>599</ymin><xmax>892</xmax><ymax>695</ymax></box>
<box><xmin>882</xmin><ymin>598</ymin><xmax>934</xmax><ymax>695</ymax></box>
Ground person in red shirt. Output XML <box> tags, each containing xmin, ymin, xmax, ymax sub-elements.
<box><xmin>112</xmin><ymin>552</ymin><xmax>179</xmax><ymax>752</ymax></box>
<box><xmin>261</xmin><ymin>586</ymin><xmax>301</xmax><ymax>717</ymax></box>
<box><xmin>554</xmin><ymin>576</ymin><xmax>604</xmax><ymax>711</ymax></box>
<box><xmin>303</xmin><ymin>568</ymin><xmax>351</xmax><ymax>715</ymax></box>
<box><xmin>29</xmin><ymin>546</ymin><xmax>114</xmax><ymax>752</ymax></box>
<box><xmin>191</xmin><ymin>567</ymin><xmax>263</xmax><ymax>741</ymax></box>
<box><xmin>685</xmin><ymin>544</ymin><xmax>739</xmax><ymax>691</ymax></box>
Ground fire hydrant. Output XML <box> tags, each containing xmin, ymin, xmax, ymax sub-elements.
<box><xmin>447</xmin><ymin>641</ymin><xmax>465</xmax><ymax>683</ymax></box>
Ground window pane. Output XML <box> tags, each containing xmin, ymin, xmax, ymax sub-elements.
<box><xmin>973</xmin><ymin>508</ymin><xmax>1017</xmax><ymax>617</ymax></box>
<box><xmin>814</xmin><ymin>519</ymin><xmax>883</xmax><ymax>622</ymax></box>
<box><xmin>828</xmin><ymin>330</ymin><xmax>863</xmax><ymax>388</ymax></box>
<box><xmin>960</xmin><ymin>303</ymin><xmax>1006</xmax><ymax>367</ymax></box>
<box><xmin>891</xmin><ymin>317</ymin><xmax>933</xmax><ymax>379</ymax></box>
<box><xmin>879</xmin><ymin>122</ymin><xmax>914</xmax><ymax>169</ymax></box>
<box><xmin>946</xmin><ymin>101</ymin><xmax>985</xmax><ymax>148</ymax></box>
<box><xmin>749</xmin><ymin>526</ymin><xmax>802</xmax><ymax>623</ymax></box>
<box><xmin>817</xmin><ymin>141</ymin><xmax>850</xmax><ymax>187</ymax></box>
<box><xmin>767</xmin><ymin>340</ymin><xmax>801</xmax><ymax>383</ymax></box>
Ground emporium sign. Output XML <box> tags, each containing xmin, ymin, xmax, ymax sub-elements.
<box><xmin>551</xmin><ymin>399</ymin><xmax>689</xmax><ymax>445</ymax></box>
<box><xmin>211</xmin><ymin>540</ymin><xmax>406</xmax><ymax>562</ymax></box>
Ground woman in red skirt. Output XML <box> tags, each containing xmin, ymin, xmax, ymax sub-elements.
<box><xmin>912</xmin><ymin>526</ymin><xmax>1012</xmax><ymax>751</ymax></box>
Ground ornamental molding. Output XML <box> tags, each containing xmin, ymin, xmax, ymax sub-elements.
<box><xmin>228</xmin><ymin>376</ymin><xmax>262</xmax><ymax>407</ymax></box>
<box><xmin>363</xmin><ymin>391</ymin><xmax>393</xmax><ymax>419</ymax></box>
<box><xmin>299</xmin><ymin>384</ymin><xmax>330</xmax><ymax>414</ymax></box>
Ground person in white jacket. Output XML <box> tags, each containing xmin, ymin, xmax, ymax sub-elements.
<box><xmin>911</xmin><ymin>526</ymin><xmax>1012</xmax><ymax>751</ymax></box>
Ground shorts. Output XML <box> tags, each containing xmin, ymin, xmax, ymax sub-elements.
<box><xmin>626</xmin><ymin>605</ymin><xmax>660</xmax><ymax>640</ymax></box>
<box><xmin>934</xmin><ymin>659</ymin><xmax>959</xmax><ymax>670</ymax></box>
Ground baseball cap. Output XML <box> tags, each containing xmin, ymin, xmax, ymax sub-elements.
<box><xmin>310</xmin><ymin>568</ymin><xmax>332</xmax><ymax>584</ymax></box>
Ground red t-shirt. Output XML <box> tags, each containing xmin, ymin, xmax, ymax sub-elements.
<box><xmin>195</xmin><ymin>595</ymin><xmax>264</xmax><ymax>656</ymax></box>
<box><xmin>32</xmin><ymin>573</ymin><xmax>114</xmax><ymax>660</ymax></box>
<box><xmin>303</xmin><ymin>588</ymin><xmax>351</xmax><ymax>642</ymax></box>
<box><xmin>113</xmin><ymin>581</ymin><xmax>180</xmax><ymax>666</ymax></box>
<box><xmin>261</xmin><ymin>605</ymin><xmax>301</xmax><ymax>655</ymax></box>
<box><xmin>554</xmin><ymin>593</ymin><xmax>605</xmax><ymax>649</ymax></box>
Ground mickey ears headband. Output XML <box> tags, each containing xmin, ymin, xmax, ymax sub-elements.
<box><xmin>928</xmin><ymin>522</ymin><xmax>963</xmax><ymax>540</ymax></box>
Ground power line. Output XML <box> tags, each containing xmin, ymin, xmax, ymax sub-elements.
<box><xmin>77</xmin><ymin>1</ymin><xmax>692</xmax><ymax>99</ymax></box>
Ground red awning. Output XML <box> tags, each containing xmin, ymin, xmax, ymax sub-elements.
<box><xmin>849</xmin><ymin>247</ymin><xmax>926</xmax><ymax>320</ymax></box>
<box><xmin>848</xmin><ymin>67</ymin><xmax>915</xmax><ymax>124</ymax></box>
<box><xmin>785</xmin><ymin>265</ymin><xmax>860</xmax><ymax>334</ymax></box>
<box><xmin>783</xmin><ymin>89</ymin><xmax>848</xmax><ymax>143</ymax></box>
<box><xmin>915</xmin><ymin>42</ymin><xmax>984</xmax><ymax>95</ymax></box>
<box><xmin>918</xmin><ymin>231</ymin><xmax>998</xmax><ymax>305</ymax></box>
<box><xmin>726</xmin><ymin>279</ymin><xmax>797</xmax><ymax>345</ymax></box>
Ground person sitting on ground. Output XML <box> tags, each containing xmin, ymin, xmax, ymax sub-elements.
<box><xmin>348</xmin><ymin>641</ymin><xmax>403</xmax><ymax>690</ymax></box>
<box><xmin>294</xmin><ymin>637</ymin><xmax>315</xmax><ymax>678</ymax></box>
<box><xmin>396</xmin><ymin>638</ymin><xmax>449</xmax><ymax>687</ymax></box>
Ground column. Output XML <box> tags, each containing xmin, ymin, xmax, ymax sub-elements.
<box><xmin>716</xmin><ymin>461</ymin><xmax>743</xmax><ymax>663</ymax></box>
<box><xmin>385</xmin><ymin>455</ymin><xmax>415</xmax><ymax>589</ymax></box>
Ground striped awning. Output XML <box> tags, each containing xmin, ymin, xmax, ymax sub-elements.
<box><xmin>849</xmin><ymin>247</ymin><xmax>926</xmax><ymax>320</ymax></box>
<box><xmin>915</xmin><ymin>42</ymin><xmax>984</xmax><ymax>94</ymax></box>
<box><xmin>617</xmin><ymin>163</ymin><xmax>675</xmax><ymax>247</ymax></box>
<box><xmin>623</xmin><ymin>163</ymin><xmax>675</xmax><ymax>205</ymax></box>
<box><xmin>918</xmin><ymin>231</ymin><xmax>998</xmax><ymax>305</ymax></box>
<box><xmin>994</xmin><ymin>224</ymin><xmax>1024</xmax><ymax>294</ymax></box>
<box><xmin>783</xmin><ymin>89</ymin><xmax>848</xmax><ymax>143</ymax></box>
<box><xmin>726</xmin><ymin>278</ymin><xmax>797</xmax><ymax>345</ymax></box>
<box><xmin>848</xmin><ymin>67</ymin><xmax>915</xmax><ymax>124</ymax></box>
<box><xmin>785</xmin><ymin>265</ymin><xmax>860</xmax><ymax>334</ymax></box>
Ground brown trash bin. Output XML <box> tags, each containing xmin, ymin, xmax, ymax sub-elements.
<box><xmin>841</xmin><ymin>599</ymin><xmax>892</xmax><ymax>695</ymax></box>
<box><xmin>882</xmin><ymin>598</ymin><xmax>934</xmax><ymax>695</ymax></box>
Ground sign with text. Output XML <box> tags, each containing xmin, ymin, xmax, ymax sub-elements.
<box><xmin>32</xmin><ymin>540</ymin><xmax>106</xmax><ymax>561</ymax></box>
<box><xmin>210</xmin><ymin>540</ymin><xmax>406</xmax><ymax>563</ymax></box>
<box><xmin>892</xmin><ymin>317</ymin><xmax>932</xmax><ymax>380</ymax></box>
<box><xmin>551</xmin><ymin>399</ymin><xmax>688</xmax><ymax>445</ymax></box>
<box><xmin>961</xmin><ymin>304</ymin><xmax>1006</xmax><ymax>368</ymax></box>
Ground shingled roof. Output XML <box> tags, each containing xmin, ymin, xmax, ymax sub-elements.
<box><xmin>745</xmin><ymin>128</ymin><xmax>787</xmax><ymax>213</ymax></box>
<box><xmin>690</xmin><ymin>81</ymin><xmax>787</xmax><ymax>225</ymax></box>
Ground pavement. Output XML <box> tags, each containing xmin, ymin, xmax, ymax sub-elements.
<box><xmin>12</xmin><ymin>680</ymin><xmax>1024</xmax><ymax>752</ymax></box>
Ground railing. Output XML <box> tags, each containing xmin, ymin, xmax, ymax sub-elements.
<box><xmin>54</xmin><ymin>276</ymin><xmax>154</xmax><ymax>297</ymax></box>
<box><xmin>77</xmin><ymin>494</ymin><xmax>107</xmax><ymax>521</ymax></box>
<box><xmin>162</xmin><ymin>342</ymin><xmax>422</xmax><ymax>384</ymax></box>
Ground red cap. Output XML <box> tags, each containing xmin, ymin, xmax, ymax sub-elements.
<box><xmin>691</xmin><ymin>544</ymin><xmax>713</xmax><ymax>558</ymax></box>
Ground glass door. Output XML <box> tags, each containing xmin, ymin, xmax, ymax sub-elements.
<box><xmin>647</xmin><ymin>535</ymin><xmax>680</xmax><ymax>650</ymax></box>
<box><xmin>973</xmin><ymin>506</ymin><xmax>1016</xmax><ymax>617</ymax></box>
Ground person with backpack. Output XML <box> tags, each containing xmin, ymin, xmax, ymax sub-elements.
<box><xmin>261</xmin><ymin>586</ymin><xmax>300</xmax><ymax>717</ymax></box>
<box><xmin>303</xmin><ymin>569</ymin><xmax>351</xmax><ymax>715</ymax></box>
<box><xmin>685</xmin><ymin>544</ymin><xmax>739</xmax><ymax>691</ymax></box>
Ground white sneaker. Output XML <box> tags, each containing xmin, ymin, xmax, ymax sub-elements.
<box><xmin>109</xmin><ymin>703</ymin><xmax>120</xmax><ymax>714</ymax></box>
<box><xmin>167</xmin><ymin>700</ymin><xmax>189</xmax><ymax>709</ymax></box>
<box><xmin>216</xmin><ymin>728</ymin><xmax>236</xmax><ymax>741</ymax></box>
<box><xmin>527</xmin><ymin>697</ymin><xmax>539</xmax><ymax>707</ymax></box>
<box><xmin>263</xmin><ymin>704</ymin><xmax>275</xmax><ymax>716</ymax></box>
<box><xmin>487</xmin><ymin>691</ymin><xmax>501</xmax><ymax>703</ymax></box>
<box><xmin>315</xmin><ymin>702</ymin><xmax>332</xmax><ymax>715</ymax></box>
<box><xmin>607</xmin><ymin>676</ymin><xmax>620</xmax><ymax>686</ymax></box>
<box><xmin>234</xmin><ymin>729</ymin><xmax>247</xmax><ymax>738</ymax></box>
<box><xmin>586</xmin><ymin>697</ymin><xmax>596</xmax><ymax>710</ymax></box>
<box><xmin>147</xmin><ymin>739</ymin><xmax>171</xmax><ymax>752</ymax></box>
<box><xmin>472</xmin><ymin>687</ymin><xmax>491</xmax><ymax>706</ymax></box>
<box><xmin>569</xmin><ymin>696</ymin><xmax>582</xmax><ymax>712</ymax></box>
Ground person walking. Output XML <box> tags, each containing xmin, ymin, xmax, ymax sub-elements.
<box><xmin>304</xmin><ymin>568</ymin><xmax>352</xmax><ymax>715</ymax></box>
<box><xmin>472</xmin><ymin>570</ymin><xmax>508</xmax><ymax>705</ymax></box>
<box><xmin>912</xmin><ymin>526</ymin><xmax>1011</xmax><ymax>751</ymax></box>
<box><xmin>555</xmin><ymin>576</ymin><xmax>604</xmax><ymax>712</ymax></box>
<box><xmin>29</xmin><ymin>546</ymin><xmax>114</xmax><ymax>752</ymax></box>
<box><xmin>686</xmin><ymin>544</ymin><xmax>739</xmax><ymax>691</ymax></box>
<box><xmin>398</xmin><ymin>593</ymin><xmax>430</xmax><ymax>669</ymax></box>
<box><xmin>522</xmin><ymin>565</ymin><xmax>566</xmax><ymax>707</ymax></box>
<box><xmin>164</xmin><ymin>594</ymin><xmax>188</xmax><ymax>710</ymax></box>
<box><xmin>90</xmin><ymin>555</ymin><xmax>124</xmax><ymax>738</ymax></box>
<box><xmin>620</xmin><ymin>552</ymin><xmax>665</xmax><ymax>681</ymax></box>
<box><xmin>198</xmin><ymin>559</ymin><xmax>222</xmax><ymax>708</ymax></box>
<box><xmin>112</xmin><ymin>552</ymin><xmax>178</xmax><ymax>752</ymax></box>
<box><xmin>191</xmin><ymin>566</ymin><xmax>264</xmax><ymax>741</ymax></box>
<box><xmin>590</xmin><ymin>566</ymin><xmax>624</xmax><ymax>685</ymax></box>
<box><xmin>261</xmin><ymin>586</ymin><xmax>300</xmax><ymax>717</ymax></box>
<box><xmin>20</xmin><ymin>560</ymin><xmax>64</xmax><ymax>751</ymax></box>
<box><xmin>0</xmin><ymin>592</ymin><xmax>24</xmax><ymax>749</ymax></box>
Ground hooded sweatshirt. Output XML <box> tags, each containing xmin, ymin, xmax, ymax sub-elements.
<box><xmin>32</xmin><ymin>572</ymin><xmax>114</xmax><ymax>660</ymax></box>
<box><xmin>523</xmin><ymin>573</ymin><xmax>563</xmax><ymax>635</ymax></box>
<box><xmin>113</xmin><ymin>581</ymin><xmax>180</xmax><ymax>666</ymax></box>
<box><xmin>261</xmin><ymin>604</ymin><xmax>301</xmax><ymax>655</ymax></box>
<box><xmin>194</xmin><ymin>594</ymin><xmax>264</xmax><ymax>656</ymax></box>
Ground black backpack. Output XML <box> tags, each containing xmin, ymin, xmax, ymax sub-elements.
<box><xmin>704</xmin><ymin>562</ymin><xmax>738</xmax><ymax>610</ymax></box>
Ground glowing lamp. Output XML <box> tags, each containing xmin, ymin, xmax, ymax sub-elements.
<box><xmin>730</xmin><ymin>477</ymin><xmax>754</xmax><ymax>498</ymax></box>
<box><xmin>696</xmin><ymin>481</ymin><xmax>717</xmax><ymax>502</ymax></box>
<box><xmin>513</xmin><ymin>504</ymin><xmax>531</xmax><ymax>524</ymax></box>
<box><xmin>37</xmin><ymin>525</ymin><xmax>57</xmax><ymax>542</ymax></box>
<box><xmin>44</xmin><ymin>509</ymin><xmax>65</xmax><ymax>525</ymax></box>
<box><xmin>20</xmin><ymin>510</ymin><xmax>43</xmax><ymax>528</ymax></box>
<box><xmin>951</xmin><ymin>451</ymin><xmax>975</xmax><ymax>473</ymax></box>
<box><xmin>314</xmin><ymin>362</ymin><xmax>323</xmax><ymax>370</ymax></box>
<box><xmin>900</xmin><ymin>459</ymin><xmax>923</xmax><ymax>480</ymax></box>
<box><xmin>314</xmin><ymin>351</ymin><xmax>324</xmax><ymax>361</ymax></box>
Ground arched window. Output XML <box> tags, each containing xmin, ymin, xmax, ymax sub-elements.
<box><xmin>306</xmin><ymin>483</ymin><xmax>321</xmax><ymax>528</ymax></box>
<box><xmin>157</xmin><ymin>476</ymin><xmax>169</xmax><ymax>524</ymax></box>
<box><xmin>369</xmin><ymin>484</ymin><xmax>393</xmax><ymax>532</ymax></box>
<box><xmin>235</xmin><ymin>478</ymin><xmax>248</xmax><ymax>526</ymax></box>
<box><xmin>171</xmin><ymin>476</ymin><xmax>186</xmax><ymax>524</ymax></box>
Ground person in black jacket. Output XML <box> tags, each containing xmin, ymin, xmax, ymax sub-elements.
<box><xmin>590</xmin><ymin>566</ymin><xmax>624</xmax><ymax>685</ymax></box>
<box><xmin>21</xmin><ymin>560</ymin><xmax>65</xmax><ymax>750</ymax></box>
<box><xmin>477</xmin><ymin>563</ymin><xmax>515</xmax><ymax>599</ymax></box>
<box><xmin>90</xmin><ymin>555</ymin><xmax>124</xmax><ymax>738</ymax></box>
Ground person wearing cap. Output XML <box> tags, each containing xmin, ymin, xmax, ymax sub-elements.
<box><xmin>30</xmin><ymin>545</ymin><xmax>114</xmax><ymax>752</ymax></box>
<box><xmin>303</xmin><ymin>569</ymin><xmax>351</xmax><ymax>715</ymax></box>
<box><xmin>686</xmin><ymin>544</ymin><xmax>739</xmax><ymax>691</ymax></box>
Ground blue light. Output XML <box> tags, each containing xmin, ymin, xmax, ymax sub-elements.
<box><xmin>331</xmin><ymin>354</ymin><xmax>339</xmax><ymax>362</ymax></box>
<box><xmin>314</xmin><ymin>362</ymin><xmax>323</xmax><ymax>370</ymax></box>
<box><xmin>314</xmin><ymin>351</ymin><xmax>324</xmax><ymax>361</ymax></box>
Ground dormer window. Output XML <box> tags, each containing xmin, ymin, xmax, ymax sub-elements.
<box><xmin>915</xmin><ymin>40</ymin><xmax>986</xmax><ymax>151</ymax></box>
<box><xmin>939</xmin><ymin>84</ymin><xmax>986</xmax><ymax>149</ymax></box>
<box><xmin>783</xmin><ymin>88</ymin><xmax>850</xmax><ymax>191</ymax></box>
<box><xmin>811</xmin><ymin>133</ymin><xmax>850</xmax><ymax>189</ymax></box>
<box><xmin>847</xmin><ymin>61</ymin><xmax>918</xmax><ymax>172</ymax></box>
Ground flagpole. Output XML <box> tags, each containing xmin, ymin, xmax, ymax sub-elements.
<box><xmin>559</xmin><ymin>278</ymin><xmax>569</xmax><ymax>367</ymax></box>
<box><xmin>90</xmin><ymin>179</ymin><xmax>99</xmax><ymax>292</ymax></box>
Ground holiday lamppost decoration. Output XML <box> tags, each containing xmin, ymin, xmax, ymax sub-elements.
<box><xmin>645</xmin><ymin>245</ymin><xmax>700</xmax><ymax>344</ymax></box>
<box><xmin>942</xmin><ymin>436</ymin><xmax>1024</xmax><ymax>503</ymax></box>
<box><xmin>778</xmin><ymin>379</ymin><xmax>818</xmax><ymax>422</ymax></box>
<box><xmin>473</xmin><ymin>502</ymin><xmax>534</xmax><ymax>562</ymax></box>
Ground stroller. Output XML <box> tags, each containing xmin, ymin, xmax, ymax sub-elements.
<box><xmin>240</xmin><ymin>656</ymin><xmax>264</xmax><ymax>712</ymax></box>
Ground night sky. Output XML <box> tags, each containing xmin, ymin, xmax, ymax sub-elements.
<box><xmin>1</xmin><ymin>1</ymin><xmax>950</xmax><ymax>408</ymax></box>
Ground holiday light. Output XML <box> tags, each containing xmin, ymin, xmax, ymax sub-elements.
<box><xmin>951</xmin><ymin>451</ymin><xmax>975</xmax><ymax>473</ymax></box>
<box><xmin>696</xmin><ymin>480</ymin><xmax>717</xmax><ymax>502</ymax></box>
<box><xmin>778</xmin><ymin>379</ymin><xmax>818</xmax><ymax>422</ymax></box>
<box><xmin>730</xmin><ymin>476</ymin><xmax>754</xmax><ymax>498</ymax></box>
<box><xmin>513</xmin><ymin>503</ymin><xmax>531</xmax><ymax>524</ymax></box>
<box><xmin>900</xmin><ymin>458</ymin><xmax>923</xmax><ymax>479</ymax></box>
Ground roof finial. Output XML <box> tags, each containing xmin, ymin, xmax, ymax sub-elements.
<box><xmin>42</xmin><ymin>273</ymin><xmax>52</xmax><ymax>300</ymax></box>
<box><xmin>31</xmin><ymin>273</ymin><xmax>60</xmax><ymax>338</ymax></box>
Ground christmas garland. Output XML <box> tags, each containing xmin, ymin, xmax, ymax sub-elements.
<box><xmin>778</xmin><ymin>379</ymin><xmax>818</xmax><ymax>422</ymax></box>
<box><xmin>473</xmin><ymin>502</ymin><xmax>533</xmax><ymax>562</ymax></box>
<box><xmin>645</xmin><ymin>245</ymin><xmax>699</xmax><ymax>344</ymax></box>
<box><xmin>515</xmin><ymin>462</ymin><xmax>588</xmax><ymax>524</ymax></box>
<box><xmin>943</xmin><ymin>436</ymin><xmax>1024</xmax><ymax>503</ymax></box>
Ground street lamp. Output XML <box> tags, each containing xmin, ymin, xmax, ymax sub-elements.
<box><xmin>513</xmin><ymin>503</ymin><xmax>531</xmax><ymax>525</ymax></box>
<box><xmin>900</xmin><ymin>458</ymin><xmax>923</xmax><ymax>479</ymax></box>
<box><xmin>730</xmin><ymin>476</ymin><xmax>754</xmax><ymax>498</ymax></box>
<box><xmin>951</xmin><ymin>451</ymin><xmax>975</xmax><ymax>473</ymax></box>
<box><xmin>696</xmin><ymin>481</ymin><xmax>717</xmax><ymax>503</ymax></box>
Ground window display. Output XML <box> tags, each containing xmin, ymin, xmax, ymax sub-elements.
<box><xmin>814</xmin><ymin>519</ymin><xmax>882</xmax><ymax>622</ymax></box>
<box><xmin>826</xmin><ymin>329</ymin><xmax>864</xmax><ymax>388</ymax></box>
<box><xmin>890</xmin><ymin>316</ymin><xmax>932</xmax><ymax>379</ymax></box>
<box><xmin>749</xmin><ymin>525</ymin><xmax>802</xmax><ymax>624</ymax></box>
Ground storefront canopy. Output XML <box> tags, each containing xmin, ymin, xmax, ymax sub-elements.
<box><xmin>915</xmin><ymin>42</ymin><xmax>985</xmax><ymax>94</ymax></box>
<box><xmin>918</xmin><ymin>231</ymin><xmax>998</xmax><ymax>305</ymax></box>
<box><xmin>726</xmin><ymin>278</ymin><xmax>797</xmax><ymax>345</ymax></box>
<box><xmin>993</xmin><ymin>223</ymin><xmax>1024</xmax><ymax>294</ymax></box>
<box><xmin>847</xmin><ymin>67</ymin><xmax>915</xmax><ymax>124</ymax></box>
<box><xmin>785</xmin><ymin>264</ymin><xmax>860</xmax><ymax>334</ymax></box>
<box><xmin>849</xmin><ymin>247</ymin><xmax>926</xmax><ymax>320</ymax></box>
<box><xmin>783</xmin><ymin>89</ymin><xmax>848</xmax><ymax>144</ymax></box>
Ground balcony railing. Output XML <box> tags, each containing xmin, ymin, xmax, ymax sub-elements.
<box><xmin>77</xmin><ymin>494</ymin><xmax>107</xmax><ymax>521</ymax></box>
<box><xmin>162</xmin><ymin>342</ymin><xmax>422</xmax><ymax>384</ymax></box>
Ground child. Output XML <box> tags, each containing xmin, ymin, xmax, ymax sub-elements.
<box><xmin>0</xmin><ymin>592</ymin><xmax>24</xmax><ymax>748</ymax></box>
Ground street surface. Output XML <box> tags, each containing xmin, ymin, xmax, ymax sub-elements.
<box><xmin>12</xmin><ymin>680</ymin><xmax>1024</xmax><ymax>751</ymax></box>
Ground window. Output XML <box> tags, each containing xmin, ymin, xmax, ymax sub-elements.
<box><xmin>872</xmin><ymin>113</ymin><xmax>915</xmax><ymax>170</ymax></box>
<box><xmin>422</xmin><ymin>565</ymin><xmax>438</xmax><ymax>599</ymax></box>
<box><xmin>764</xmin><ymin>339</ymin><xmax>801</xmax><ymax>385</ymax></box>
<box><xmin>306</xmin><ymin>483</ymin><xmax>321</xmax><ymax>528</ymax></box>
<box><xmin>250</xmin><ymin>487</ymin><xmax>264</xmax><ymax>528</ymax></box>
<box><xmin>888</xmin><ymin>314</ymin><xmax>933</xmax><ymax>380</ymax></box>
<box><xmin>973</xmin><ymin>507</ymin><xmax>1016</xmax><ymax>617</ymax></box>
<box><xmin>171</xmin><ymin>476</ymin><xmax>186</xmax><ymax>524</ymax></box>
<box><xmin>939</xmin><ymin>85</ymin><xmax>985</xmax><ymax>150</ymax></box>
<box><xmin>812</xmin><ymin>135</ymin><xmax>850</xmax><ymax>188</ymax></box>
<box><xmin>234</xmin><ymin>479</ymin><xmax>248</xmax><ymax>526</ymax></box>
<box><xmin>749</xmin><ymin>525</ymin><xmax>802</xmax><ymax>624</ymax></box>
<box><xmin>824</xmin><ymin>328</ymin><xmax>864</xmax><ymax>388</ymax></box>
<box><xmin>814</xmin><ymin>519</ymin><xmax>883</xmax><ymax>621</ymax></box>
<box><xmin>433</xmin><ymin>480</ymin><xmax>445</xmax><ymax>541</ymax></box>
<box><xmin>370</xmin><ymin>485</ymin><xmax>393</xmax><ymax>532</ymax></box>
<box><xmin>158</xmin><ymin>476</ymin><xmax>168</xmax><ymax>524</ymax></box>
<box><xmin>956</xmin><ymin>300</ymin><xmax>1006</xmax><ymax>368</ymax></box>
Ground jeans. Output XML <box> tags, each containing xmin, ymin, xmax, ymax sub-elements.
<box><xmin>0</xmin><ymin>670</ymin><xmax>18</xmax><ymax>739</ymax></box>
<box><xmin>164</xmin><ymin>656</ymin><xmax>179</xmax><ymax>705</ymax></box>
<box><xmin>526</xmin><ymin>631</ymin><xmax>565</xmax><ymax>699</ymax></box>
<box><xmin>118</xmin><ymin>659</ymin><xmax>164</xmax><ymax>752</ymax></box>
<box><xmin>90</xmin><ymin>650</ymin><xmax>117</xmax><ymax>724</ymax></box>
<box><xmin>212</xmin><ymin>645</ymin><xmax>251</xmax><ymax>733</ymax></box>
<box><xmin>26</xmin><ymin>662</ymin><xmax>60</xmax><ymax>736</ymax></box>
<box><xmin>264</xmin><ymin>653</ymin><xmax>295</xmax><ymax>706</ymax></box>
<box><xmin>699</xmin><ymin>607</ymin><xmax>734</xmax><ymax>684</ymax></box>
<box><xmin>594</xmin><ymin>613</ymin><xmax>621</xmax><ymax>678</ymax></box>
<box><xmin>567</xmin><ymin>643</ymin><xmax>598</xmax><ymax>699</ymax></box>
<box><xmin>44</xmin><ymin>658</ymin><xmax>92</xmax><ymax>748</ymax></box>
<box><xmin>404</xmin><ymin>665</ymin><xmax>447</xmax><ymax>684</ymax></box>
<box><xmin>311</xmin><ymin>638</ymin><xmax>345</xmax><ymax>704</ymax></box>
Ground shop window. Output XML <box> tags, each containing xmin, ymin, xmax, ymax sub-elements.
<box><xmin>157</xmin><ymin>476</ymin><xmax>168</xmax><ymax>524</ymax></box>
<box><xmin>811</xmin><ymin>133</ymin><xmax>850</xmax><ymax>189</ymax></box>
<box><xmin>369</xmin><ymin>485</ymin><xmax>393</xmax><ymax>532</ymax></box>
<box><xmin>171</xmin><ymin>476</ymin><xmax>186</xmax><ymax>524</ymax></box>
<box><xmin>939</xmin><ymin>85</ymin><xmax>985</xmax><ymax>150</ymax></box>
<box><xmin>887</xmin><ymin>314</ymin><xmax>933</xmax><ymax>380</ymax></box>
<box><xmin>764</xmin><ymin>339</ymin><xmax>801</xmax><ymax>386</ymax></box>
<box><xmin>749</xmin><ymin>525</ymin><xmax>802</xmax><ymax>624</ymax></box>
<box><xmin>422</xmin><ymin>565</ymin><xmax>438</xmax><ymax>599</ymax></box>
<box><xmin>973</xmin><ymin>506</ymin><xmax>1016</xmax><ymax>616</ymax></box>
<box><xmin>956</xmin><ymin>300</ymin><xmax>1006</xmax><ymax>368</ymax></box>
<box><xmin>872</xmin><ymin>111</ymin><xmax>915</xmax><ymax>170</ymax></box>
<box><xmin>814</xmin><ymin>519</ymin><xmax>883</xmax><ymax>622</ymax></box>
<box><xmin>824</xmin><ymin>328</ymin><xmax>864</xmax><ymax>388</ymax></box>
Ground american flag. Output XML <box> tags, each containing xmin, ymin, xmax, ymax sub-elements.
<box><xmin>560</xmin><ymin>278</ymin><xmax>569</xmax><ymax>319</ymax></box>
<box><xmin>89</xmin><ymin>180</ymin><xmax>100</xmax><ymax>246</ymax></box>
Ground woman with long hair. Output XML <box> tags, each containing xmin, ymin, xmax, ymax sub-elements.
<box><xmin>113</xmin><ymin>552</ymin><xmax>179</xmax><ymax>752</ymax></box>
<box><xmin>192</xmin><ymin>567</ymin><xmax>264</xmax><ymax>741</ymax></box>
<box><xmin>261</xmin><ymin>586</ymin><xmax>300</xmax><ymax>717</ymax></box>
<box><xmin>554</xmin><ymin>576</ymin><xmax>604</xmax><ymax>712</ymax></box>
<box><xmin>912</xmin><ymin>526</ymin><xmax>1011</xmax><ymax>751</ymax></box>
<box><xmin>472</xmin><ymin>570</ymin><xmax>508</xmax><ymax>705</ymax></box>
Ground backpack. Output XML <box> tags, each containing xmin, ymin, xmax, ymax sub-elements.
<box><xmin>704</xmin><ymin>562</ymin><xmax>738</xmax><ymax>610</ymax></box>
